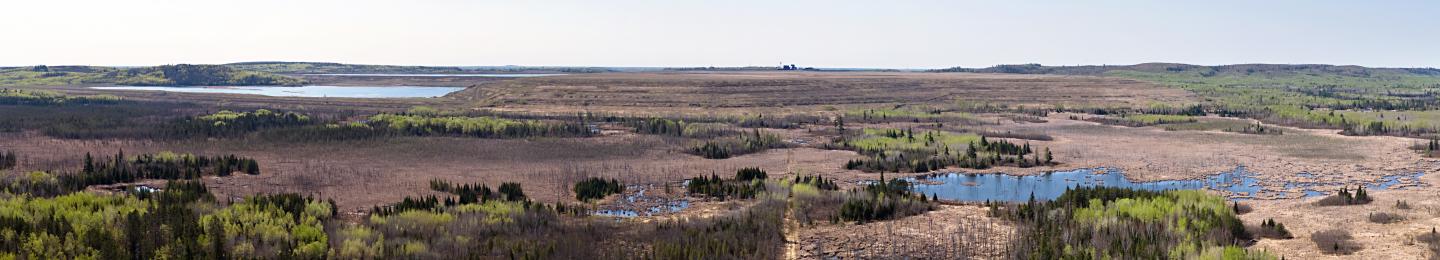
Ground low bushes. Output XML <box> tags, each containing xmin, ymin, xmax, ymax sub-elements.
<box><xmin>1250</xmin><ymin>218</ymin><xmax>1292</xmax><ymax>239</ymax></box>
<box><xmin>1368</xmin><ymin>212</ymin><xmax>1405</xmax><ymax>224</ymax></box>
<box><xmin>1312</xmin><ymin>229</ymin><xmax>1362</xmax><ymax>255</ymax></box>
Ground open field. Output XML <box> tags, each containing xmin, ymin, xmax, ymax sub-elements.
<box><xmin>449</xmin><ymin>71</ymin><xmax>1198</xmax><ymax>114</ymax></box>
<box><xmin>6</xmin><ymin>68</ymin><xmax>1440</xmax><ymax>258</ymax></box>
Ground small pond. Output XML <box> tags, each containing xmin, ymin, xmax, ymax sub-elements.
<box><xmin>911</xmin><ymin>167</ymin><xmax>1426</xmax><ymax>202</ymax></box>
<box><xmin>92</xmin><ymin>86</ymin><xmax>464</xmax><ymax>98</ymax></box>
<box><xmin>591</xmin><ymin>184</ymin><xmax>691</xmax><ymax>218</ymax></box>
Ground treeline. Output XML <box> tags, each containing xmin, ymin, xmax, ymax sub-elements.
<box><xmin>110</xmin><ymin>64</ymin><xmax>308</xmax><ymax>86</ymax></box>
<box><xmin>573</xmin><ymin>177</ymin><xmax>624</xmax><ymax>202</ymax></box>
<box><xmin>843</xmin><ymin>135</ymin><xmax>1054</xmax><ymax>173</ymax></box>
<box><xmin>785</xmin><ymin>172</ymin><xmax>932</xmax><ymax>226</ymax></box>
<box><xmin>3</xmin><ymin>104</ymin><xmax>609</xmax><ymax>142</ymax></box>
<box><xmin>688</xmin><ymin>129</ymin><xmax>785</xmax><ymax>159</ymax></box>
<box><xmin>0</xmin><ymin>150</ymin><xmax>14</xmax><ymax>170</ymax></box>
<box><xmin>55</xmin><ymin>152</ymin><xmax>260</xmax><ymax>194</ymax></box>
<box><xmin>991</xmin><ymin>187</ymin><xmax>1269</xmax><ymax>259</ymax></box>
<box><xmin>1418</xmin><ymin>139</ymin><xmax>1440</xmax><ymax>158</ymax></box>
<box><xmin>352</xmin><ymin>180</ymin><xmax>783</xmax><ymax>258</ymax></box>
<box><xmin>0</xmin><ymin>151</ymin><xmax>258</xmax><ymax>197</ymax></box>
<box><xmin>167</xmin><ymin>109</ymin><xmax>313</xmax><ymax>138</ymax></box>
<box><xmin>0</xmin><ymin>88</ymin><xmax>121</xmax><ymax>106</ymax></box>
<box><xmin>1229</xmin><ymin>122</ymin><xmax>1283</xmax><ymax>135</ymax></box>
<box><xmin>845</xmin><ymin>108</ymin><xmax>992</xmax><ymax>125</ymax></box>
<box><xmin>1</xmin><ymin>171</ymin><xmax>785</xmax><ymax>259</ymax></box>
<box><xmin>367</xmin><ymin>114</ymin><xmax>593</xmax><ymax>138</ymax></box>
<box><xmin>629</xmin><ymin>117</ymin><xmax>692</xmax><ymax>137</ymax></box>
<box><xmin>607</xmin><ymin>113</ymin><xmax>820</xmax><ymax>132</ymax></box>
<box><xmin>0</xmin><ymin>178</ymin><xmax>335</xmax><ymax>259</ymax></box>
<box><xmin>838</xmin><ymin>176</ymin><xmax>933</xmax><ymax>223</ymax></box>
<box><xmin>1084</xmin><ymin>114</ymin><xmax>1197</xmax><ymax>127</ymax></box>
<box><xmin>374</xmin><ymin>180</ymin><xmax>532</xmax><ymax>215</ymax></box>
<box><xmin>342</xmin><ymin>195</ymin><xmax>785</xmax><ymax>259</ymax></box>
<box><xmin>790</xmin><ymin>174</ymin><xmax>839</xmax><ymax>190</ymax></box>
<box><xmin>687</xmin><ymin>168</ymin><xmax>770</xmax><ymax>200</ymax></box>
<box><xmin>0</xmin><ymin>99</ymin><xmax>194</xmax><ymax>139</ymax></box>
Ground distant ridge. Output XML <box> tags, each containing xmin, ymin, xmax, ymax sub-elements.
<box><xmin>932</xmin><ymin>63</ymin><xmax>1440</xmax><ymax>77</ymax></box>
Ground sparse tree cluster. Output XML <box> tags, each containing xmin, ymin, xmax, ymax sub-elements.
<box><xmin>168</xmin><ymin>109</ymin><xmax>312</xmax><ymax>138</ymax></box>
<box><xmin>47</xmin><ymin>151</ymin><xmax>259</xmax><ymax>194</ymax></box>
<box><xmin>687</xmin><ymin>171</ymin><xmax>767</xmax><ymax>200</ymax></box>
<box><xmin>991</xmin><ymin>187</ymin><xmax>1261</xmax><ymax>259</ymax></box>
<box><xmin>1317</xmin><ymin>186</ymin><xmax>1372</xmax><ymax>206</ymax></box>
<box><xmin>839</xmin><ymin>177</ymin><xmax>932</xmax><ymax>223</ymax></box>
<box><xmin>1252</xmin><ymin>218</ymin><xmax>1293</xmax><ymax>239</ymax></box>
<box><xmin>843</xmin><ymin>134</ymin><xmax>1056</xmax><ymax>173</ymax></box>
<box><xmin>790</xmin><ymin>175</ymin><xmax>839</xmax><ymax>190</ymax></box>
<box><xmin>734</xmin><ymin>167</ymin><xmax>767</xmax><ymax>181</ymax></box>
<box><xmin>687</xmin><ymin>129</ymin><xmax>784</xmax><ymax>159</ymax></box>
<box><xmin>367</xmin><ymin>114</ymin><xmax>593</xmax><ymax>139</ymax></box>
<box><xmin>0</xmin><ymin>150</ymin><xmax>15</xmax><ymax>171</ymax></box>
<box><xmin>573</xmin><ymin>177</ymin><xmax>624</xmax><ymax>202</ymax></box>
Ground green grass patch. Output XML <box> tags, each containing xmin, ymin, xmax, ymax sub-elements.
<box><xmin>850</xmin><ymin>128</ymin><xmax>981</xmax><ymax>152</ymax></box>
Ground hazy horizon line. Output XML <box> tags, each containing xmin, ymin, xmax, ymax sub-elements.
<box><xmin>6</xmin><ymin>61</ymin><xmax>1437</xmax><ymax>70</ymax></box>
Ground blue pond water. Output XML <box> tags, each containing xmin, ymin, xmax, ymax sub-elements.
<box><xmin>1367</xmin><ymin>172</ymin><xmax>1425</xmax><ymax>190</ymax></box>
<box><xmin>591</xmin><ymin>185</ymin><xmax>691</xmax><ymax>218</ymax></box>
<box><xmin>92</xmin><ymin>86</ymin><xmax>464</xmax><ymax>98</ymax></box>
<box><xmin>911</xmin><ymin>168</ymin><xmax>1251</xmax><ymax>202</ymax></box>
<box><xmin>911</xmin><ymin>167</ymin><xmax>1425</xmax><ymax>202</ymax></box>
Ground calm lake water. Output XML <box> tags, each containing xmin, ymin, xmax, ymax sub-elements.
<box><xmin>302</xmin><ymin>73</ymin><xmax>564</xmax><ymax>77</ymax></box>
<box><xmin>909</xmin><ymin>167</ymin><xmax>1425</xmax><ymax>202</ymax></box>
<box><xmin>92</xmin><ymin>86</ymin><xmax>465</xmax><ymax>98</ymax></box>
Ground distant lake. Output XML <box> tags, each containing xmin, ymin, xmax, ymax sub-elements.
<box><xmin>91</xmin><ymin>86</ymin><xmax>465</xmax><ymax>98</ymax></box>
<box><xmin>302</xmin><ymin>73</ymin><xmax>565</xmax><ymax>77</ymax></box>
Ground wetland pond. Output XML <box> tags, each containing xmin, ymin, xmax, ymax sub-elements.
<box><xmin>592</xmin><ymin>184</ymin><xmax>691</xmax><ymax>218</ymax></box>
<box><xmin>909</xmin><ymin>167</ymin><xmax>1426</xmax><ymax>202</ymax></box>
<box><xmin>91</xmin><ymin>86</ymin><xmax>464</xmax><ymax>98</ymax></box>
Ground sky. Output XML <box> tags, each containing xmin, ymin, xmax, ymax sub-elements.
<box><xmin>2</xmin><ymin>0</ymin><xmax>1438</xmax><ymax>68</ymax></box>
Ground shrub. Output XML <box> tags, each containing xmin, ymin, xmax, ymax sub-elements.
<box><xmin>1420</xmin><ymin>228</ymin><xmax>1440</xmax><ymax>257</ymax></box>
<box><xmin>1312</xmin><ymin>229</ymin><xmax>1362</xmax><ymax>255</ymax></box>
<box><xmin>1368</xmin><ymin>212</ymin><xmax>1405</xmax><ymax>224</ymax></box>
<box><xmin>1231</xmin><ymin>201</ymin><xmax>1253</xmax><ymax>214</ymax></box>
<box><xmin>1250</xmin><ymin>218</ymin><xmax>1292</xmax><ymax>239</ymax></box>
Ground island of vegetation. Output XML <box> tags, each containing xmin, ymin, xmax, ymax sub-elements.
<box><xmin>0</xmin><ymin>64</ymin><xmax>306</xmax><ymax>86</ymax></box>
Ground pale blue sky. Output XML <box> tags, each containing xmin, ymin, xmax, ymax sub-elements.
<box><xmin>3</xmin><ymin>0</ymin><xmax>1437</xmax><ymax>68</ymax></box>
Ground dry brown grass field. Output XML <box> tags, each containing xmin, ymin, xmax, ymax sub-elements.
<box><xmin>7</xmin><ymin>71</ymin><xmax>1438</xmax><ymax>258</ymax></box>
<box><xmin>450</xmin><ymin>71</ymin><xmax>1197</xmax><ymax>114</ymax></box>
